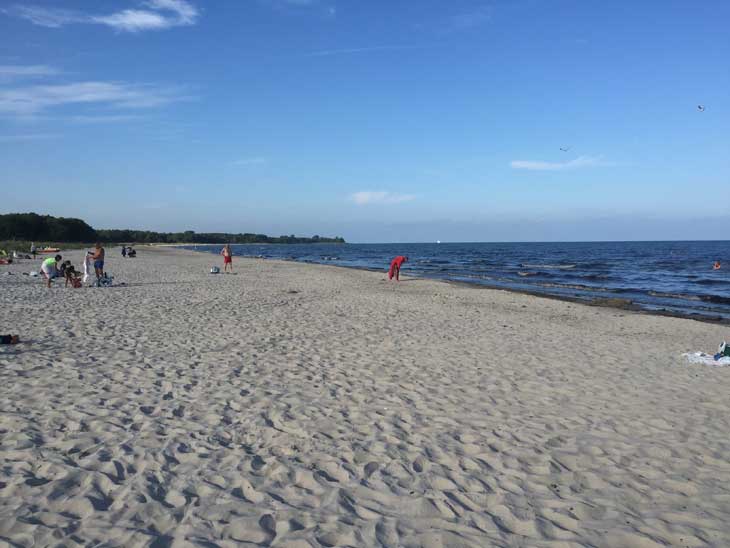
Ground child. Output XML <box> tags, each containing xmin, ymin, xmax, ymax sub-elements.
<box><xmin>64</xmin><ymin>264</ymin><xmax>82</xmax><ymax>288</ymax></box>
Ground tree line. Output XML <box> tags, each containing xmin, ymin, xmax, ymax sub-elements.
<box><xmin>0</xmin><ymin>213</ymin><xmax>345</xmax><ymax>244</ymax></box>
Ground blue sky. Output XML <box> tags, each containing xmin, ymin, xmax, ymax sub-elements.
<box><xmin>1</xmin><ymin>0</ymin><xmax>728</xmax><ymax>242</ymax></box>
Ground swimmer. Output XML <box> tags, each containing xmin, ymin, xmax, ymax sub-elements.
<box><xmin>714</xmin><ymin>261</ymin><xmax>721</xmax><ymax>270</ymax></box>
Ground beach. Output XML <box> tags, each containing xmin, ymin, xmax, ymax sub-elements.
<box><xmin>1</xmin><ymin>246</ymin><xmax>730</xmax><ymax>547</ymax></box>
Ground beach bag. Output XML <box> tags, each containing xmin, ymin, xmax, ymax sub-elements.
<box><xmin>210</xmin><ymin>266</ymin><xmax>220</xmax><ymax>274</ymax></box>
<box><xmin>719</xmin><ymin>341</ymin><xmax>730</xmax><ymax>358</ymax></box>
<box><xmin>96</xmin><ymin>274</ymin><xmax>114</xmax><ymax>287</ymax></box>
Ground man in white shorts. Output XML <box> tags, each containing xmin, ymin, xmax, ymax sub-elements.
<box><xmin>41</xmin><ymin>254</ymin><xmax>61</xmax><ymax>288</ymax></box>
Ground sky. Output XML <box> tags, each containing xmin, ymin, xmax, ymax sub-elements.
<box><xmin>1</xmin><ymin>0</ymin><xmax>729</xmax><ymax>243</ymax></box>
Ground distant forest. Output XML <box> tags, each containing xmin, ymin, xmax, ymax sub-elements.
<box><xmin>0</xmin><ymin>213</ymin><xmax>345</xmax><ymax>244</ymax></box>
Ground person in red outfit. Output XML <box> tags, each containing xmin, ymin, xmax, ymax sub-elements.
<box><xmin>388</xmin><ymin>256</ymin><xmax>408</xmax><ymax>281</ymax></box>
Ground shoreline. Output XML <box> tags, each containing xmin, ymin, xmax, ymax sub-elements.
<box><xmin>179</xmin><ymin>245</ymin><xmax>730</xmax><ymax>326</ymax></box>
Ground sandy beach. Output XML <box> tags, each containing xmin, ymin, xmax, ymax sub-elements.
<box><xmin>1</xmin><ymin>246</ymin><xmax>730</xmax><ymax>547</ymax></box>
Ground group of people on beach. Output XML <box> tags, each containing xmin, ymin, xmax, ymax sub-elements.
<box><xmin>39</xmin><ymin>243</ymin><xmax>105</xmax><ymax>288</ymax></box>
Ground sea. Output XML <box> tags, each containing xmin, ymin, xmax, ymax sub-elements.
<box><xmin>181</xmin><ymin>241</ymin><xmax>730</xmax><ymax>323</ymax></box>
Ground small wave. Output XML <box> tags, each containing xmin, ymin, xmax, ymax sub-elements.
<box><xmin>577</xmin><ymin>261</ymin><xmax>612</xmax><ymax>269</ymax></box>
<box><xmin>517</xmin><ymin>271</ymin><xmax>537</xmax><ymax>277</ymax></box>
<box><xmin>699</xmin><ymin>294</ymin><xmax>730</xmax><ymax>305</ymax></box>
<box><xmin>520</xmin><ymin>263</ymin><xmax>577</xmax><ymax>270</ymax></box>
<box><xmin>648</xmin><ymin>291</ymin><xmax>702</xmax><ymax>301</ymax></box>
<box><xmin>696</xmin><ymin>278</ymin><xmax>729</xmax><ymax>286</ymax></box>
<box><xmin>418</xmin><ymin>259</ymin><xmax>451</xmax><ymax>264</ymax></box>
<box><xmin>534</xmin><ymin>281</ymin><xmax>619</xmax><ymax>292</ymax></box>
<box><xmin>577</xmin><ymin>273</ymin><xmax>615</xmax><ymax>281</ymax></box>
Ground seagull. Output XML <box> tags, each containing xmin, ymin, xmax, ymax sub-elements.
<box><xmin>559</xmin><ymin>147</ymin><xmax>571</xmax><ymax>152</ymax></box>
<box><xmin>697</xmin><ymin>105</ymin><xmax>705</xmax><ymax>112</ymax></box>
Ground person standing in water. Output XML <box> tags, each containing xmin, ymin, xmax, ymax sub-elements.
<box><xmin>714</xmin><ymin>261</ymin><xmax>721</xmax><ymax>270</ymax></box>
<box><xmin>388</xmin><ymin>255</ymin><xmax>408</xmax><ymax>281</ymax></box>
<box><xmin>221</xmin><ymin>244</ymin><xmax>233</xmax><ymax>273</ymax></box>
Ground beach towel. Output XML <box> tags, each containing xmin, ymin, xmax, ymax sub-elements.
<box><xmin>682</xmin><ymin>352</ymin><xmax>730</xmax><ymax>366</ymax></box>
<box><xmin>82</xmin><ymin>253</ymin><xmax>91</xmax><ymax>283</ymax></box>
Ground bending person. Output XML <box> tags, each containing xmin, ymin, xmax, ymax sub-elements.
<box><xmin>388</xmin><ymin>255</ymin><xmax>408</xmax><ymax>281</ymax></box>
<box><xmin>40</xmin><ymin>254</ymin><xmax>61</xmax><ymax>288</ymax></box>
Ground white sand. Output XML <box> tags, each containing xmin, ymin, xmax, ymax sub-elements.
<box><xmin>1</xmin><ymin>246</ymin><xmax>730</xmax><ymax>547</ymax></box>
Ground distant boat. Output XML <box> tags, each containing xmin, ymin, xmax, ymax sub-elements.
<box><xmin>39</xmin><ymin>247</ymin><xmax>61</xmax><ymax>253</ymax></box>
<box><xmin>436</xmin><ymin>240</ymin><xmax>441</xmax><ymax>244</ymax></box>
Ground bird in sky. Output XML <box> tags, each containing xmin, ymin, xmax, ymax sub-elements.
<box><xmin>697</xmin><ymin>105</ymin><xmax>705</xmax><ymax>112</ymax></box>
<box><xmin>559</xmin><ymin>147</ymin><xmax>571</xmax><ymax>152</ymax></box>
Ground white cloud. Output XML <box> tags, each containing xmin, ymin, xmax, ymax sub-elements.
<box><xmin>2</xmin><ymin>6</ymin><xmax>81</xmax><ymax>28</ymax></box>
<box><xmin>68</xmin><ymin>114</ymin><xmax>142</xmax><ymax>124</ymax></box>
<box><xmin>232</xmin><ymin>157</ymin><xmax>268</xmax><ymax>166</ymax></box>
<box><xmin>510</xmin><ymin>155</ymin><xmax>610</xmax><ymax>171</ymax></box>
<box><xmin>306</xmin><ymin>45</ymin><xmax>421</xmax><ymax>57</ymax></box>
<box><xmin>351</xmin><ymin>191</ymin><xmax>416</xmax><ymax>205</ymax></box>
<box><xmin>0</xmin><ymin>65</ymin><xmax>59</xmax><ymax>79</ymax></box>
<box><xmin>4</xmin><ymin>0</ymin><xmax>199</xmax><ymax>32</ymax></box>
<box><xmin>0</xmin><ymin>133</ymin><xmax>58</xmax><ymax>143</ymax></box>
<box><xmin>444</xmin><ymin>5</ymin><xmax>492</xmax><ymax>32</ymax></box>
<box><xmin>0</xmin><ymin>81</ymin><xmax>186</xmax><ymax>116</ymax></box>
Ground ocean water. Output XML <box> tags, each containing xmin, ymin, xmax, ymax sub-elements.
<box><xmin>182</xmin><ymin>241</ymin><xmax>730</xmax><ymax>322</ymax></box>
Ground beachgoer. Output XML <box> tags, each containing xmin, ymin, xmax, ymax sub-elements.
<box><xmin>1</xmin><ymin>334</ymin><xmax>20</xmax><ymax>344</ymax></box>
<box><xmin>92</xmin><ymin>243</ymin><xmax>105</xmax><ymax>280</ymax></box>
<box><xmin>388</xmin><ymin>255</ymin><xmax>408</xmax><ymax>281</ymax></box>
<box><xmin>714</xmin><ymin>261</ymin><xmax>721</xmax><ymax>270</ymax></box>
<box><xmin>30</xmin><ymin>243</ymin><xmax>36</xmax><ymax>259</ymax></box>
<box><xmin>221</xmin><ymin>244</ymin><xmax>233</xmax><ymax>273</ymax></box>
<box><xmin>57</xmin><ymin>260</ymin><xmax>71</xmax><ymax>278</ymax></box>
<box><xmin>122</xmin><ymin>246</ymin><xmax>127</xmax><ymax>258</ymax></box>
<box><xmin>41</xmin><ymin>254</ymin><xmax>61</xmax><ymax>288</ymax></box>
<box><xmin>64</xmin><ymin>264</ymin><xmax>82</xmax><ymax>287</ymax></box>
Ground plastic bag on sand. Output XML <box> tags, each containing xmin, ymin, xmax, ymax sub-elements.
<box><xmin>683</xmin><ymin>352</ymin><xmax>730</xmax><ymax>366</ymax></box>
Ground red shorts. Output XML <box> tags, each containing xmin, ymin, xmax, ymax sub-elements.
<box><xmin>224</xmin><ymin>256</ymin><xmax>232</xmax><ymax>264</ymax></box>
